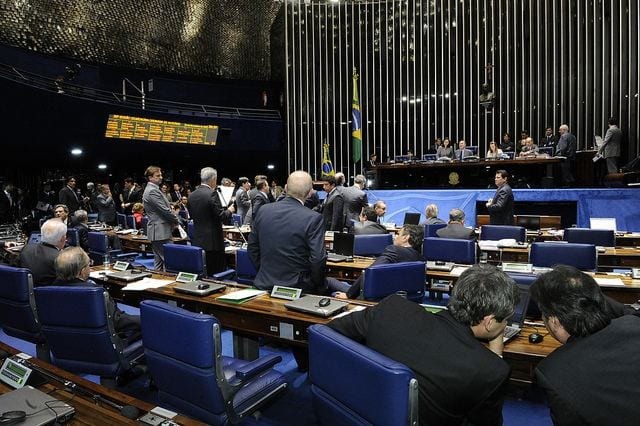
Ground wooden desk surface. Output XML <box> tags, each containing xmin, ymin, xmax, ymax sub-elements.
<box><xmin>0</xmin><ymin>342</ymin><xmax>203</xmax><ymax>425</ymax></box>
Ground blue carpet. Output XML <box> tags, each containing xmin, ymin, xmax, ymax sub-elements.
<box><xmin>1</xmin><ymin>327</ymin><xmax>552</xmax><ymax>425</ymax></box>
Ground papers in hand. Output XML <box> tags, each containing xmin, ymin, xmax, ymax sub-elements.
<box><xmin>217</xmin><ymin>288</ymin><xmax>267</xmax><ymax>303</ymax></box>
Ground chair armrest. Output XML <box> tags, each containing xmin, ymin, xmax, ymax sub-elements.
<box><xmin>213</xmin><ymin>269</ymin><xmax>235</xmax><ymax>280</ymax></box>
<box><xmin>107</xmin><ymin>249</ymin><xmax>123</xmax><ymax>256</ymax></box>
<box><xmin>235</xmin><ymin>354</ymin><xmax>282</xmax><ymax>381</ymax></box>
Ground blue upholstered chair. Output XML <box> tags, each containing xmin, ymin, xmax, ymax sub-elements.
<box><xmin>141</xmin><ymin>216</ymin><xmax>149</xmax><ymax>234</ymax></box>
<box><xmin>353</xmin><ymin>234</ymin><xmax>393</xmax><ymax>257</ymax></box>
<box><xmin>308</xmin><ymin>324</ymin><xmax>418</xmax><ymax>426</ymax></box>
<box><xmin>422</xmin><ymin>154</ymin><xmax>437</xmax><ymax>161</ymax></box>
<box><xmin>235</xmin><ymin>248</ymin><xmax>257</xmax><ymax>285</ymax></box>
<box><xmin>362</xmin><ymin>261</ymin><xmax>426</xmax><ymax>302</ymax></box>
<box><xmin>0</xmin><ymin>265</ymin><xmax>49</xmax><ymax>360</ymax></box>
<box><xmin>66</xmin><ymin>228</ymin><xmax>79</xmax><ymax>247</ymax></box>
<box><xmin>116</xmin><ymin>212</ymin><xmax>127</xmax><ymax>228</ymax></box>
<box><xmin>28</xmin><ymin>232</ymin><xmax>42</xmax><ymax>245</ymax></box>
<box><xmin>423</xmin><ymin>237</ymin><xmax>477</xmax><ymax>264</ymax></box>
<box><xmin>538</xmin><ymin>147</ymin><xmax>554</xmax><ymax>156</ymax></box>
<box><xmin>563</xmin><ymin>228</ymin><xmax>615</xmax><ymax>247</ymax></box>
<box><xmin>87</xmin><ymin>212</ymin><xmax>99</xmax><ymax>222</ymax></box>
<box><xmin>187</xmin><ymin>221</ymin><xmax>194</xmax><ymax>241</ymax></box>
<box><xmin>479</xmin><ymin>225</ymin><xmax>526</xmax><ymax>242</ymax></box>
<box><xmin>231</xmin><ymin>214</ymin><xmax>242</xmax><ymax>227</ymax></box>
<box><xmin>424</xmin><ymin>223</ymin><xmax>447</xmax><ymax>238</ymax></box>
<box><xmin>125</xmin><ymin>215</ymin><xmax>136</xmax><ymax>230</ymax></box>
<box><xmin>503</xmin><ymin>151</ymin><xmax>515</xmax><ymax>159</ymax></box>
<box><xmin>87</xmin><ymin>231</ymin><xmax>134</xmax><ymax>265</ymax></box>
<box><xmin>140</xmin><ymin>300</ymin><xmax>287</xmax><ymax>424</ymax></box>
<box><xmin>467</xmin><ymin>146</ymin><xmax>479</xmax><ymax>155</ymax></box>
<box><xmin>529</xmin><ymin>242</ymin><xmax>597</xmax><ymax>271</ymax></box>
<box><xmin>33</xmin><ymin>286</ymin><xmax>144</xmax><ymax>386</ymax></box>
<box><xmin>163</xmin><ymin>243</ymin><xmax>207</xmax><ymax>277</ymax></box>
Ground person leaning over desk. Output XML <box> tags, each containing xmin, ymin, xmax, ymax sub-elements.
<box><xmin>329</xmin><ymin>264</ymin><xmax>520</xmax><ymax>425</ymax></box>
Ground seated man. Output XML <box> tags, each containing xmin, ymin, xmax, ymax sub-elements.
<box><xmin>332</xmin><ymin>224</ymin><xmax>423</xmax><ymax>299</ymax></box>
<box><xmin>73</xmin><ymin>209</ymin><xmax>90</xmax><ymax>252</ymax></box>
<box><xmin>421</xmin><ymin>203</ymin><xmax>445</xmax><ymax>225</ymax></box>
<box><xmin>19</xmin><ymin>218</ymin><xmax>67</xmax><ymax>286</ymax></box>
<box><xmin>454</xmin><ymin>139</ymin><xmax>473</xmax><ymax>161</ymax></box>
<box><xmin>53</xmin><ymin>246</ymin><xmax>141</xmax><ymax>344</ymax></box>
<box><xmin>352</xmin><ymin>206</ymin><xmax>388</xmax><ymax>235</ymax></box>
<box><xmin>329</xmin><ymin>264</ymin><xmax>520</xmax><ymax>424</ymax></box>
<box><xmin>518</xmin><ymin>137</ymin><xmax>539</xmax><ymax>157</ymax></box>
<box><xmin>530</xmin><ymin>265</ymin><xmax>640</xmax><ymax>425</ymax></box>
<box><xmin>436</xmin><ymin>208</ymin><xmax>475</xmax><ymax>240</ymax></box>
<box><xmin>54</xmin><ymin>203</ymin><xmax>77</xmax><ymax>228</ymax></box>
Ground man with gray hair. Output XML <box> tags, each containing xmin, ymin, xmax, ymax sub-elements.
<box><xmin>248</xmin><ymin>170</ymin><xmax>327</xmax><ymax>294</ymax></box>
<box><xmin>436</xmin><ymin>208</ymin><xmax>475</xmax><ymax>240</ymax></box>
<box><xmin>421</xmin><ymin>203</ymin><xmax>445</xmax><ymax>225</ymax></box>
<box><xmin>188</xmin><ymin>167</ymin><xmax>235</xmax><ymax>274</ymax></box>
<box><xmin>555</xmin><ymin>124</ymin><xmax>577</xmax><ymax>186</ymax></box>
<box><xmin>73</xmin><ymin>209</ymin><xmax>90</xmax><ymax>252</ymax></box>
<box><xmin>341</xmin><ymin>174</ymin><xmax>369</xmax><ymax>228</ymax></box>
<box><xmin>329</xmin><ymin>264</ymin><xmax>519</xmax><ymax>424</ymax></box>
<box><xmin>19</xmin><ymin>218</ymin><xmax>67</xmax><ymax>286</ymax></box>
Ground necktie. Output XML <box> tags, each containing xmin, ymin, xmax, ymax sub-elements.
<box><xmin>459</xmin><ymin>151</ymin><xmax>463</xmax><ymax>161</ymax></box>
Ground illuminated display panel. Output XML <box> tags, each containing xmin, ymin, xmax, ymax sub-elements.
<box><xmin>105</xmin><ymin>114</ymin><xmax>218</xmax><ymax>145</ymax></box>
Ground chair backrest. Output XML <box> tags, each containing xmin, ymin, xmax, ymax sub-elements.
<box><xmin>354</xmin><ymin>234</ymin><xmax>393</xmax><ymax>256</ymax></box>
<box><xmin>479</xmin><ymin>225</ymin><xmax>526</xmax><ymax>242</ymax></box>
<box><xmin>163</xmin><ymin>243</ymin><xmax>207</xmax><ymax>276</ymax></box>
<box><xmin>231</xmin><ymin>214</ymin><xmax>242</xmax><ymax>227</ymax></box>
<box><xmin>308</xmin><ymin>324</ymin><xmax>418</xmax><ymax>426</ymax></box>
<box><xmin>422</xmin><ymin>154</ymin><xmax>437</xmax><ymax>161</ymax></box>
<box><xmin>28</xmin><ymin>232</ymin><xmax>42</xmax><ymax>245</ymax></box>
<box><xmin>424</xmin><ymin>223</ymin><xmax>447</xmax><ymax>238</ymax></box>
<box><xmin>125</xmin><ymin>215</ymin><xmax>136</xmax><ymax>229</ymax></box>
<box><xmin>394</xmin><ymin>155</ymin><xmax>410</xmax><ymax>162</ymax></box>
<box><xmin>187</xmin><ymin>221</ymin><xmax>194</xmax><ymax>240</ymax></box>
<box><xmin>235</xmin><ymin>248</ymin><xmax>257</xmax><ymax>284</ymax></box>
<box><xmin>66</xmin><ymin>228</ymin><xmax>79</xmax><ymax>247</ymax></box>
<box><xmin>0</xmin><ymin>265</ymin><xmax>44</xmax><ymax>343</ymax></box>
<box><xmin>423</xmin><ymin>237</ymin><xmax>477</xmax><ymax>264</ymax></box>
<box><xmin>467</xmin><ymin>146</ymin><xmax>478</xmax><ymax>155</ymax></box>
<box><xmin>116</xmin><ymin>213</ymin><xmax>127</xmax><ymax>228</ymax></box>
<box><xmin>34</xmin><ymin>286</ymin><xmax>129</xmax><ymax>376</ymax></box>
<box><xmin>530</xmin><ymin>242</ymin><xmax>597</xmax><ymax>271</ymax></box>
<box><xmin>141</xmin><ymin>216</ymin><xmax>149</xmax><ymax>234</ymax></box>
<box><xmin>87</xmin><ymin>231</ymin><xmax>109</xmax><ymax>253</ymax></box>
<box><xmin>363</xmin><ymin>261</ymin><xmax>426</xmax><ymax>302</ymax></box>
<box><xmin>87</xmin><ymin>212</ymin><xmax>99</xmax><ymax>222</ymax></box>
<box><xmin>563</xmin><ymin>228</ymin><xmax>615</xmax><ymax>247</ymax></box>
<box><xmin>538</xmin><ymin>147</ymin><xmax>554</xmax><ymax>156</ymax></box>
<box><xmin>503</xmin><ymin>151</ymin><xmax>515</xmax><ymax>159</ymax></box>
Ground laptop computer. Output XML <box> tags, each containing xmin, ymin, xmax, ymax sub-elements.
<box><xmin>590</xmin><ymin>217</ymin><xmax>617</xmax><ymax>232</ymax></box>
<box><xmin>284</xmin><ymin>295</ymin><xmax>348</xmax><ymax>318</ymax></box>
<box><xmin>403</xmin><ymin>212</ymin><xmax>421</xmax><ymax>225</ymax></box>
<box><xmin>327</xmin><ymin>232</ymin><xmax>354</xmax><ymax>262</ymax></box>
<box><xmin>426</xmin><ymin>260</ymin><xmax>454</xmax><ymax>272</ymax></box>
<box><xmin>104</xmin><ymin>269</ymin><xmax>152</xmax><ymax>282</ymax></box>
<box><xmin>503</xmin><ymin>284</ymin><xmax>531</xmax><ymax>343</ymax></box>
<box><xmin>0</xmin><ymin>386</ymin><xmax>75</xmax><ymax>425</ymax></box>
<box><xmin>172</xmin><ymin>271</ymin><xmax>226</xmax><ymax>296</ymax></box>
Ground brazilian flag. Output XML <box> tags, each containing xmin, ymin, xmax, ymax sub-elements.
<box><xmin>352</xmin><ymin>70</ymin><xmax>362</xmax><ymax>163</ymax></box>
<box><xmin>321</xmin><ymin>143</ymin><xmax>335</xmax><ymax>177</ymax></box>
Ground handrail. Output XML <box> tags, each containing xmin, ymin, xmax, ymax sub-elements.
<box><xmin>0</xmin><ymin>63</ymin><xmax>281</xmax><ymax>121</ymax></box>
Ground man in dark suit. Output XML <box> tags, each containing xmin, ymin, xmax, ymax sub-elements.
<box><xmin>329</xmin><ymin>264</ymin><xmax>520</xmax><ymax>424</ymax></box>
<box><xmin>437</xmin><ymin>208</ymin><xmax>476</xmax><ymax>240</ymax></box>
<box><xmin>58</xmin><ymin>176</ymin><xmax>82</xmax><ymax>213</ymax></box>
<box><xmin>539</xmin><ymin>127</ymin><xmax>557</xmax><ymax>148</ymax></box>
<box><xmin>486</xmin><ymin>170</ymin><xmax>514</xmax><ymax>225</ymax></box>
<box><xmin>73</xmin><ymin>209</ymin><xmax>90</xmax><ymax>252</ymax></box>
<box><xmin>249</xmin><ymin>179</ymin><xmax>271</xmax><ymax>221</ymax></box>
<box><xmin>454</xmin><ymin>139</ymin><xmax>474</xmax><ymax>161</ymax></box>
<box><xmin>53</xmin><ymin>204</ymin><xmax>77</xmax><ymax>228</ymax></box>
<box><xmin>248</xmin><ymin>171</ymin><xmax>327</xmax><ymax>294</ymax></box>
<box><xmin>19</xmin><ymin>219</ymin><xmax>67</xmax><ymax>286</ymax></box>
<box><xmin>340</xmin><ymin>174</ymin><xmax>368</xmax><ymax>229</ymax></box>
<box><xmin>598</xmin><ymin>116</ymin><xmax>623</xmax><ymax>174</ymax></box>
<box><xmin>120</xmin><ymin>177</ymin><xmax>142</xmax><ymax>215</ymax></box>
<box><xmin>53</xmin><ymin>246</ymin><xmax>141</xmax><ymax>344</ymax></box>
<box><xmin>188</xmin><ymin>167</ymin><xmax>235</xmax><ymax>274</ymax></box>
<box><xmin>333</xmin><ymin>224</ymin><xmax>423</xmax><ymax>299</ymax></box>
<box><xmin>555</xmin><ymin>124</ymin><xmax>577</xmax><ymax>185</ymax></box>
<box><xmin>352</xmin><ymin>206</ymin><xmax>389</xmax><ymax>235</ymax></box>
<box><xmin>531</xmin><ymin>265</ymin><xmax>640</xmax><ymax>425</ymax></box>
<box><xmin>143</xmin><ymin>166</ymin><xmax>179</xmax><ymax>271</ymax></box>
<box><xmin>320</xmin><ymin>175</ymin><xmax>344</xmax><ymax>231</ymax></box>
<box><xmin>421</xmin><ymin>203</ymin><xmax>446</xmax><ymax>225</ymax></box>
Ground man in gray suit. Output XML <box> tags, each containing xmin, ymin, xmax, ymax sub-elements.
<box><xmin>437</xmin><ymin>208</ymin><xmax>476</xmax><ymax>240</ymax></box>
<box><xmin>599</xmin><ymin>117</ymin><xmax>622</xmax><ymax>174</ymax></box>
<box><xmin>352</xmin><ymin>206</ymin><xmax>388</xmax><ymax>235</ymax></box>
<box><xmin>341</xmin><ymin>174</ymin><xmax>368</xmax><ymax>228</ymax></box>
<box><xmin>142</xmin><ymin>166</ymin><xmax>179</xmax><ymax>270</ymax></box>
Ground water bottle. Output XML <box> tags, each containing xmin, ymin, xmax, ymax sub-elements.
<box><xmin>103</xmin><ymin>254</ymin><xmax>111</xmax><ymax>271</ymax></box>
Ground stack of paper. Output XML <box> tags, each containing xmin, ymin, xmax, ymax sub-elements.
<box><xmin>217</xmin><ymin>289</ymin><xmax>267</xmax><ymax>304</ymax></box>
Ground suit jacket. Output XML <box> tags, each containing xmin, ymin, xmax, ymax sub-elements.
<box><xmin>346</xmin><ymin>245</ymin><xmax>421</xmax><ymax>299</ymax></box>
<box><xmin>321</xmin><ymin>189</ymin><xmax>345</xmax><ymax>231</ymax></box>
<box><xmin>421</xmin><ymin>217</ymin><xmax>446</xmax><ymax>225</ymax></box>
<box><xmin>250</xmin><ymin>191</ymin><xmax>270</xmax><ymax>222</ymax></box>
<box><xmin>75</xmin><ymin>223</ymin><xmax>90</xmax><ymax>252</ymax></box>
<box><xmin>341</xmin><ymin>185</ymin><xmax>369</xmax><ymax>226</ymax></box>
<box><xmin>235</xmin><ymin>188</ymin><xmax>251</xmax><ymax>223</ymax></box>
<box><xmin>142</xmin><ymin>182</ymin><xmax>178</xmax><ymax>242</ymax></box>
<box><xmin>539</xmin><ymin>135</ymin><xmax>557</xmax><ymax>148</ymax></box>
<box><xmin>599</xmin><ymin>125</ymin><xmax>622</xmax><ymax>158</ymax></box>
<box><xmin>352</xmin><ymin>220</ymin><xmax>388</xmax><ymax>235</ymax></box>
<box><xmin>19</xmin><ymin>242</ymin><xmax>60</xmax><ymax>286</ymax></box>
<box><xmin>58</xmin><ymin>185</ymin><xmax>80</xmax><ymax>212</ymax></box>
<box><xmin>436</xmin><ymin>223</ymin><xmax>476</xmax><ymax>240</ymax></box>
<box><xmin>454</xmin><ymin>148</ymin><xmax>474</xmax><ymax>160</ymax></box>
<box><xmin>248</xmin><ymin>196</ymin><xmax>326</xmax><ymax>293</ymax></box>
<box><xmin>556</xmin><ymin>132</ymin><xmax>577</xmax><ymax>158</ymax></box>
<box><xmin>487</xmin><ymin>183</ymin><xmax>514</xmax><ymax>225</ymax></box>
<box><xmin>187</xmin><ymin>185</ymin><xmax>230</xmax><ymax>252</ymax></box>
<box><xmin>329</xmin><ymin>296</ymin><xmax>510</xmax><ymax>425</ymax></box>
<box><xmin>121</xmin><ymin>187</ymin><xmax>142</xmax><ymax>214</ymax></box>
<box><xmin>436</xmin><ymin>146</ymin><xmax>454</xmax><ymax>158</ymax></box>
<box><xmin>96</xmin><ymin>193</ymin><xmax>116</xmax><ymax>223</ymax></box>
<box><xmin>535</xmin><ymin>315</ymin><xmax>640</xmax><ymax>426</ymax></box>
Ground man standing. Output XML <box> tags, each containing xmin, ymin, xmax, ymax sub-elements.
<box><xmin>437</xmin><ymin>208</ymin><xmax>476</xmax><ymax>240</ymax></box>
<box><xmin>320</xmin><ymin>175</ymin><xmax>344</xmax><ymax>232</ymax></box>
<box><xmin>598</xmin><ymin>117</ymin><xmax>622</xmax><ymax>174</ymax></box>
<box><xmin>188</xmin><ymin>167</ymin><xmax>235</xmax><ymax>275</ymax></box>
<box><xmin>248</xmin><ymin>170</ymin><xmax>327</xmax><ymax>294</ymax></box>
<box><xmin>340</xmin><ymin>174</ymin><xmax>368</xmax><ymax>228</ymax></box>
<box><xmin>539</xmin><ymin>127</ymin><xmax>557</xmax><ymax>148</ymax></box>
<box><xmin>142</xmin><ymin>166</ymin><xmax>178</xmax><ymax>271</ymax></box>
<box><xmin>58</xmin><ymin>176</ymin><xmax>81</xmax><ymax>213</ymax></box>
<box><xmin>120</xmin><ymin>177</ymin><xmax>141</xmax><ymax>215</ymax></box>
<box><xmin>249</xmin><ymin>179</ymin><xmax>271</xmax><ymax>221</ymax></box>
<box><xmin>235</xmin><ymin>177</ymin><xmax>251</xmax><ymax>224</ymax></box>
<box><xmin>19</xmin><ymin>219</ymin><xmax>67</xmax><ymax>286</ymax></box>
<box><xmin>454</xmin><ymin>139</ymin><xmax>473</xmax><ymax>161</ymax></box>
<box><xmin>555</xmin><ymin>124</ymin><xmax>577</xmax><ymax>185</ymax></box>
<box><xmin>329</xmin><ymin>264</ymin><xmax>520</xmax><ymax>424</ymax></box>
<box><xmin>486</xmin><ymin>170</ymin><xmax>514</xmax><ymax>225</ymax></box>
<box><xmin>531</xmin><ymin>266</ymin><xmax>640</xmax><ymax>425</ymax></box>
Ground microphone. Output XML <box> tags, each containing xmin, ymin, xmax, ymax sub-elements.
<box><xmin>233</xmin><ymin>223</ymin><xmax>249</xmax><ymax>248</ymax></box>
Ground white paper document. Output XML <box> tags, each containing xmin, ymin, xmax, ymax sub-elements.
<box><xmin>593</xmin><ymin>277</ymin><xmax>625</xmax><ymax>287</ymax></box>
<box><xmin>122</xmin><ymin>278</ymin><xmax>174</xmax><ymax>291</ymax></box>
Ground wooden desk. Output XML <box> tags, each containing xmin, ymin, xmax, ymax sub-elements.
<box><xmin>503</xmin><ymin>324</ymin><xmax>559</xmax><ymax>383</ymax></box>
<box><xmin>0</xmin><ymin>342</ymin><xmax>203</xmax><ymax>425</ymax></box>
<box><xmin>115</xmin><ymin>233</ymin><xmax>187</xmax><ymax>253</ymax></box>
<box><xmin>325</xmin><ymin>257</ymin><xmax>375</xmax><ymax>280</ymax></box>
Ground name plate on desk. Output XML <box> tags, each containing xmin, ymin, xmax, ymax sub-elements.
<box><xmin>502</xmin><ymin>263</ymin><xmax>533</xmax><ymax>273</ymax></box>
<box><xmin>271</xmin><ymin>285</ymin><xmax>302</xmax><ymax>301</ymax></box>
<box><xmin>112</xmin><ymin>261</ymin><xmax>129</xmax><ymax>271</ymax></box>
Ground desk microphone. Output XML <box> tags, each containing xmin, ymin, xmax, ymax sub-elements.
<box><xmin>234</xmin><ymin>224</ymin><xmax>249</xmax><ymax>248</ymax></box>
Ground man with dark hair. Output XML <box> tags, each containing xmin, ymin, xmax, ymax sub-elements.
<box><xmin>437</xmin><ymin>208</ymin><xmax>475</xmax><ymax>240</ymax></box>
<box><xmin>352</xmin><ymin>206</ymin><xmax>388</xmax><ymax>235</ymax></box>
<box><xmin>530</xmin><ymin>265</ymin><xmax>640</xmax><ymax>425</ymax></box>
<box><xmin>486</xmin><ymin>170</ymin><xmax>514</xmax><ymax>225</ymax></box>
<box><xmin>598</xmin><ymin>116</ymin><xmax>622</xmax><ymax>174</ymax></box>
<box><xmin>373</xmin><ymin>200</ymin><xmax>387</xmax><ymax>224</ymax></box>
<box><xmin>248</xmin><ymin>179</ymin><xmax>271</xmax><ymax>223</ymax></box>
<box><xmin>539</xmin><ymin>127</ymin><xmax>557</xmax><ymax>148</ymax></box>
<box><xmin>329</xmin><ymin>264</ymin><xmax>519</xmax><ymax>424</ymax></box>
<box><xmin>235</xmin><ymin>177</ymin><xmax>251</xmax><ymax>224</ymax></box>
<box><xmin>333</xmin><ymin>224</ymin><xmax>423</xmax><ymax>299</ymax></box>
<box><xmin>319</xmin><ymin>175</ymin><xmax>344</xmax><ymax>231</ymax></box>
<box><xmin>341</xmin><ymin>174</ymin><xmax>368</xmax><ymax>228</ymax></box>
<box><xmin>58</xmin><ymin>176</ymin><xmax>82</xmax><ymax>213</ymax></box>
<box><xmin>120</xmin><ymin>177</ymin><xmax>142</xmax><ymax>215</ymax></box>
